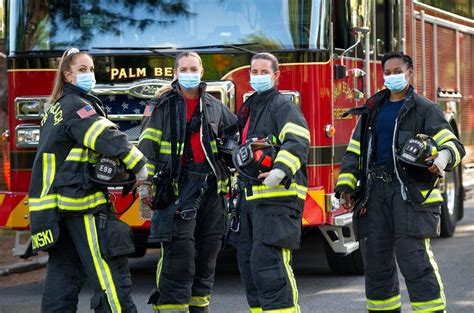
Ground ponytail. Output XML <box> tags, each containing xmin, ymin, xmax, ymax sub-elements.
<box><xmin>49</xmin><ymin>48</ymin><xmax>91</xmax><ymax>104</ymax></box>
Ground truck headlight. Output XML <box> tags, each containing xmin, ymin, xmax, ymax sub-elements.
<box><xmin>15</xmin><ymin>97</ymin><xmax>50</xmax><ymax>120</ymax></box>
<box><xmin>16</xmin><ymin>125</ymin><xmax>41</xmax><ymax>147</ymax></box>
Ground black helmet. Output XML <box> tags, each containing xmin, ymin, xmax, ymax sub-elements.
<box><xmin>396</xmin><ymin>134</ymin><xmax>439</xmax><ymax>169</ymax></box>
<box><xmin>89</xmin><ymin>156</ymin><xmax>136</xmax><ymax>186</ymax></box>
<box><xmin>232</xmin><ymin>138</ymin><xmax>279</xmax><ymax>183</ymax></box>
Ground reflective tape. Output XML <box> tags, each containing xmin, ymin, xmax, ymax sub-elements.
<box><xmin>246</xmin><ymin>183</ymin><xmax>307</xmax><ymax>201</ymax></box>
<box><xmin>57</xmin><ymin>191</ymin><xmax>107</xmax><ymax>211</ymax></box>
<box><xmin>83</xmin><ymin>214</ymin><xmax>121</xmax><ymax>313</ymax></box>
<box><xmin>40</xmin><ymin>153</ymin><xmax>56</xmax><ymax>197</ymax></box>
<box><xmin>421</xmin><ymin>189</ymin><xmax>444</xmax><ymax>204</ymax></box>
<box><xmin>433</xmin><ymin>129</ymin><xmax>457</xmax><ymax>147</ymax></box>
<box><xmin>139</xmin><ymin>127</ymin><xmax>163</xmax><ymax>145</ymax></box>
<box><xmin>279</xmin><ymin>122</ymin><xmax>310</xmax><ymax>143</ymax></box>
<box><xmin>366</xmin><ymin>294</ymin><xmax>401</xmax><ymax>311</ymax></box>
<box><xmin>336</xmin><ymin>173</ymin><xmax>358</xmax><ymax>190</ymax></box>
<box><xmin>29</xmin><ymin>194</ymin><xmax>57</xmax><ymax>211</ymax></box>
<box><xmin>210</xmin><ymin>140</ymin><xmax>218</xmax><ymax>154</ymax></box>
<box><xmin>152</xmin><ymin>304</ymin><xmax>189</xmax><ymax>312</ymax></box>
<box><xmin>123</xmin><ymin>146</ymin><xmax>144</xmax><ymax>170</ymax></box>
<box><xmin>275</xmin><ymin>150</ymin><xmax>301</xmax><ymax>175</ymax></box>
<box><xmin>347</xmin><ymin>139</ymin><xmax>361</xmax><ymax>155</ymax></box>
<box><xmin>250</xmin><ymin>308</ymin><xmax>263</xmax><ymax>313</ymax></box>
<box><xmin>146</xmin><ymin>163</ymin><xmax>156</xmax><ymax>176</ymax></box>
<box><xmin>84</xmin><ymin>118</ymin><xmax>115</xmax><ymax>150</ymax></box>
<box><xmin>159</xmin><ymin>141</ymin><xmax>172</xmax><ymax>154</ymax></box>
<box><xmin>189</xmin><ymin>295</ymin><xmax>210</xmax><ymax>308</ymax></box>
<box><xmin>281</xmin><ymin>248</ymin><xmax>300</xmax><ymax>313</ymax></box>
<box><xmin>217</xmin><ymin>178</ymin><xmax>229</xmax><ymax>194</ymax></box>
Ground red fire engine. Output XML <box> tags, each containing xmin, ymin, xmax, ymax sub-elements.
<box><xmin>0</xmin><ymin>0</ymin><xmax>472</xmax><ymax>274</ymax></box>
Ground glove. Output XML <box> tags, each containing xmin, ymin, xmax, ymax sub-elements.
<box><xmin>135</xmin><ymin>165</ymin><xmax>148</xmax><ymax>181</ymax></box>
<box><xmin>262</xmin><ymin>168</ymin><xmax>286</xmax><ymax>187</ymax></box>
<box><xmin>137</xmin><ymin>183</ymin><xmax>153</xmax><ymax>208</ymax></box>
<box><xmin>433</xmin><ymin>149</ymin><xmax>452</xmax><ymax>177</ymax></box>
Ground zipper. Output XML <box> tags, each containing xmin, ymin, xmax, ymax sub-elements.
<box><xmin>199</xmin><ymin>98</ymin><xmax>217</xmax><ymax>176</ymax></box>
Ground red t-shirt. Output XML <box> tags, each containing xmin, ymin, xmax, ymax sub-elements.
<box><xmin>185</xmin><ymin>97</ymin><xmax>205</xmax><ymax>163</ymax></box>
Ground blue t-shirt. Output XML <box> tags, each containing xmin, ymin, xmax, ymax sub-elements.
<box><xmin>375</xmin><ymin>98</ymin><xmax>405</xmax><ymax>165</ymax></box>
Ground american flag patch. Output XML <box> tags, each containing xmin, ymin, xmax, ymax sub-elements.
<box><xmin>76</xmin><ymin>105</ymin><xmax>96</xmax><ymax>119</ymax></box>
<box><xmin>144</xmin><ymin>105</ymin><xmax>154</xmax><ymax>117</ymax></box>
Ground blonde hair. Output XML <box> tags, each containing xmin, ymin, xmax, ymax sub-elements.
<box><xmin>50</xmin><ymin>48</ymin><xmax>92</xmax><ymax>103</ymax></box>
<box><xmin>154</xmin><ymin>51</ymin><xmax>203</xmax><ymax>98</ymax></box>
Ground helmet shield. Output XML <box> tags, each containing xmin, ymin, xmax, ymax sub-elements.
<box><xmin>89</xmin><ymin>156</ymin><xmax>136</xmax><ymax>186</ymax></box>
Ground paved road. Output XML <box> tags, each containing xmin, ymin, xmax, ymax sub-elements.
<box><xmin>1</xmin><ymin>200</ymin><xmax>474</xmax><ymax>313</ymax></box>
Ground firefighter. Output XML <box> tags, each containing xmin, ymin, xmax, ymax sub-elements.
<box><xmin>335</xmin><ymin>52</ymin><xmax>465</xmax><ymax>312</ymax></box>
<box><xmin>137</xmin><ymin>51</ymin><xmax>237</xmax><ymax>313</ymax></box>
<box><xmin>235</xmin><ymin>52</ymin><xmax>310</xmax><ymax>313</ymax></box>
<box><xmin>29</xmin><ymin>48</ymin><xmax>147</xmax><ymax>312</ymax></box>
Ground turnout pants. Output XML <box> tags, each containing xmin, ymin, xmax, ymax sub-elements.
<box><xmin>236</xmin><ymin>200</ymin><xmax>301</xmax><ymax>313</ymax></box>
<box><xmin>149</xmin><ymin>162</ymin><xmax>225</xmax><ymax>313</ymax></box>
<box><xmin>42</xmin><ymin>213</ymin><xmax>137</xmax><ymax>313</ymax></box>
<box><xmin>360</xmin><ymin>173</ymin><xmax>446</xmax><ymax>312</ymax></box>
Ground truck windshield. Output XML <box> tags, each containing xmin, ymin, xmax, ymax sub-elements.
<box><xmin>9</xmin><ymin>0</ymin><xmax>330</xmax><ymax>53</ymax></box>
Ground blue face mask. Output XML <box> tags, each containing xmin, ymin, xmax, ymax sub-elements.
<box><xmin>178</xmin><ymin>73</ymin><xmax>201</xmax><ymax>90</ymax></box>
<box><xmin>250</xmin><ymin>74</ymin><xmax>273</xmax><ymax>93</ymax></box>
<box><xmin>384</xmin><ymin>73</ymin><xmax>408</xmax><ymax>92</ymax></box>
<box><xmin>75</xmin><ymin>73</ymin><xmax>96</xmax><ymax>93</ymax></box>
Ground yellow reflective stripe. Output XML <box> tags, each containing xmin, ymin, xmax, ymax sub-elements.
<box><xmin>156</xmin><ymin>243</ymin><xmax>164</xmax><ymax>291</ymax></box>
<box><xmin>189</xmin><ymin>295</ymin><xmax>210</xmax><ymax>307</ymax></box>
<box><xmin>281</xmin><ymin>248</ymin><xmax>300</xmax><ymax>313</ymax></box>
<box><xmin>336</xmin><ymin>173</ymin><xmax>357</xmax><ymax>190</ymax></box>
<box><xmin>152</xmin><ymin>304</ymin><xmax>189</xmax><ymax>310</ymax></box>
<box><xmin>246</xmin><ymin>183</ymin><xmax>307</xmax><ymax>200</ymax></box>
<box><xmin>146</xmin><ymin>163</ymin><xmax>156</xmax><ymax>176</ymax></box>
<box><xmin>347</xmin><ymin>139</ymin><xmax>361</xmax><ymax>155</ymax></box>
<box><xmin>441</xmin><ymin>141</ymin><xmax>461</xmax><ymax>167</ymax></box>
<box><xmin>263</xmin><ymin>308</ymin><xmax>298</xmax><ymax>313</ymax></box>
<box><xmin>123</xmin><ymin>146</ymin><xmax>144</xmax><ymax>170</ymax></box>
<box><xmin>83</xmin><ymin>214</ymin><xmax>121</xmax><ymax>313</ymax></box>
<box><xmin>159</xmin><ymin>141</ymin><xmax>172</xmax><ymax>154</ymax></box>
<box><xmin>433</xmin><ymin>129</ymin><xmax>457</xmax><ymax>146</ymax></box>
<box><xmin>421</xmin><ymin>189</ymin><xmax>444</xmax><ymax>204</ymax></box>
<box><xmin>139</xmin><ymin>127</ymin><xmax>163</xmax><ymax>144</ymax></box>
<box><xmin>412</xmin><ymin>297</ymin><xmax>445</xmax><ymax>312</ymax></box>
<box><xmin>41</xmin><ymin>153</ymin><xmax>56</xmax><ymax>197</ymax></box>
<box><xmin>279</xmin><ymin>122</ymin><xmax>310</xmax><ymax>143</ymax></box>
<box><xmin>65</xmin><ymin>148</ymin><xmax>89</xmax><ymax>162</ymax></box>
<box><xmin>29</xmin><ymin>194</ymin><xmax>57</xmax><ymax>212</ymax></box>
<box><xmin>275</xmin><ymin>150</ymin><xmax>301</xmax><ymax>175</ymax></box>
<box><xmin>210</xmin><ymin>140</ymin><xmax>218</xmax><ymax>154</ymax></box>
<box><xmin>250</xmin><ymin>308</ymin><xmax>263</xmax><ymax>313</ymax></box>
<box><xmin>367</xmin><ymin>294</ymin><xmax>401</xmax><ymax>311</ymax></box>
<box><xmin>57</xmin><ymin>191</ymin><xmax>107</xmax><ymax>211</ymax></box>
<box><xmin>421</xmin><ymin>239</ymin><xmax>446</xmax><ymax>311</ymax></box>
<box><xmin>217</xmin><ymin>178</ymin><xmax>229</xmax><ymax>194</ymax></box>
<box><xmin>84</xmin><ymin>119</ymin><xmax>115</xmax><ymax>150</ymax></box>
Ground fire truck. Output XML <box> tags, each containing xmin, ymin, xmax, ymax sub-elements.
<box><xmin>0</xmin><ymin>0</ymin><xmax>472</xmax><ymax>275</ymax></box>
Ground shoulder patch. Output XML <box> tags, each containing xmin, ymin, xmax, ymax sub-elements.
<box><xmin>143</xmin><ymin>105</ymin><xmax>154</xmax><ymax>117</ymax></box>
<box><xmin>76</xmin><ymin>104</ymin><xmax>96</xmax><ymax>119</ymax></box>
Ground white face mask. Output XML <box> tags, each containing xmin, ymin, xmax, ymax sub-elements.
<box><xmin>384</xmin><ymin>73</ymin><xmax>408</xmax><ymax>92</ymax></box>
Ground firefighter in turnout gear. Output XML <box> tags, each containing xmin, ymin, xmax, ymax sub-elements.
<box><xmin>236</xmin><ymin>53</ymin><xmax>310</xmax><ymax>313</ymax></box>
<box><xmin>335</xmin><ymin>52</ymin><xmax>465</xmax><ymax>312</ymax></box>
<box><xmin>137</xmin><ymin>51</ymin><xmax>237</xmax><ymax>313</ymax></box>
<box><xmin>29</xmin><ymin>48</ymin><xmax>147</xmax><ymax>312</ymax></box>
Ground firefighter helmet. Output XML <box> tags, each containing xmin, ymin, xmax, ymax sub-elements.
<box><xmin>89</xmin><ymin>156</ymin><xmax>136</xmax><ymax>186</ymax></box>
<box><xmin>232</xmin><ymin>138</ymin><xmax>279</xmax><ymax>182</ymax></box>
<box><xmin>396</xmin><ymin>134</ymin><xmax>438</xmax><ymax>169</ymax></box>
